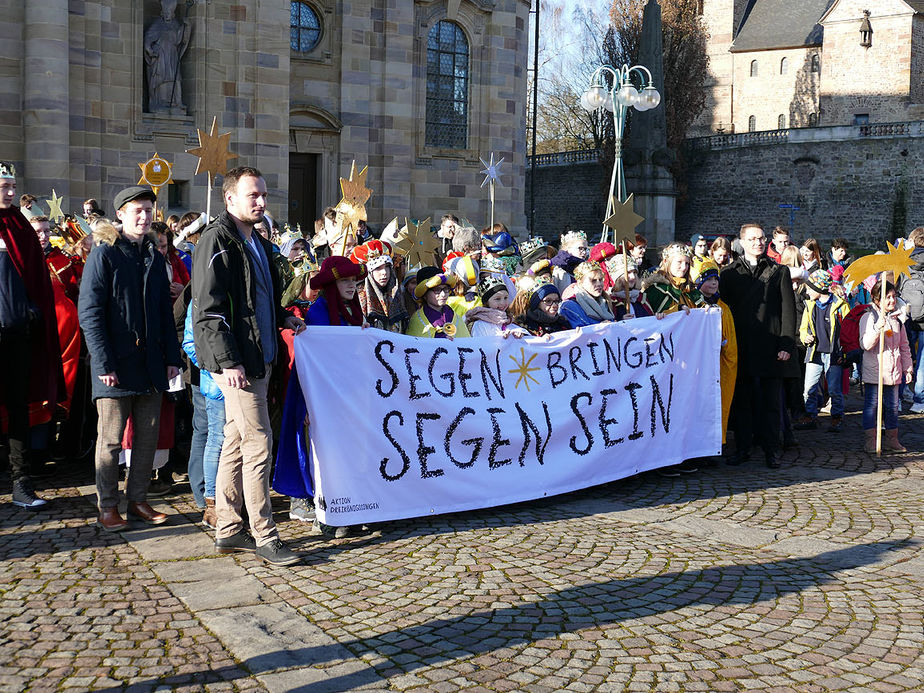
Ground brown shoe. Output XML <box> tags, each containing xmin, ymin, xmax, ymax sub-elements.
<box><xmin>883</xmin><ymin>429</ymin><xmax>907</xmax><ymax>453</ymax></box>
<box><xmin>127</xmin><ymin>501</ymin><xmax>168</xmax><ymax>525</ymax></box>
<box><xmin>202</xmin><ymin>498</ymin><xmax>217</xmax><ymax>530</ymax></box>
<box><xmin>97</xmin><ymin>507</ymin><xmax>128</xmax><ymax>532</ymax></box>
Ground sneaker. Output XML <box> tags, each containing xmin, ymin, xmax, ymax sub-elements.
<box><xmin>910</xmin><ymin>401</ymin><xmax>924</xmax><ymax>414</ymax></box>
<box><xmin>255</xmin><ymin>538</ymin><xmax>301</xmax><ymax>566</ymax></box>
<box><xmin>215</xmin><ymin>529</ymin><xmax>257</xmax><ymax>554</ymax></box>
<box><xmin>289</xmin><ymin>497</ymin><xmax>316</xmax><ymax>523</ymax></box>
<box><xmin>12</xmin><ymin>479</ymin><xmax>48</xmax><ymax>509</ymax></box>
<box><xmin>147</xmin><ymin>475</ymin><xmax>172</xmax><ymax>497</ymax></box>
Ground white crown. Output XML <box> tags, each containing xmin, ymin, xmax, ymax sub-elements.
<box><xmin>0</xmin><ymin>161</ymin><xmax>16</xmax><ymax>180</ymax></box>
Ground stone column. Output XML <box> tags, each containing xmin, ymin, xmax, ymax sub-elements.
<box><xmin>23</xmin><ymin>1</ymin><xmax>70</xmax><ymax>205</ymax></box>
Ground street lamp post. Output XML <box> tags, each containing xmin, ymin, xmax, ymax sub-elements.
<box><xmin>580</xmin><ymin>64</ymin><xmax>661</xmax><ymax>243</ymax></box>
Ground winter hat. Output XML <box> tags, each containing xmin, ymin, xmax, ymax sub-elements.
<box><xmin>350</xmin><ymin>239</ymin><xmax>394</xmax><ymax>271</ymax></box>
<box><xmin>528</xmin><ymin>280</ymin><xmax>561</xmax><ymax>312</ymax></box>
<box><xmin>414</xmin><ymin>266</ymin><xmax>458</xmax><ymax>300</ymax></box>
<box><xmin>444</xmin><ymin>254</ymin><xmax>480</xmax><ymax>287</ymax></box>
<box><xmin>693</xmin><ymin>259</ymin><xmax>720</xmax><ymax>288</ymax></box>
<box><xmin>590</xmin><ymin>242</ymin><xmax>620</xmax><ymax>289</ymax></box>
<box><xmin>829</xmin><ymin>264</ymin><xmax>845</xmax><ymax>285</ymax></box>
<box><xmin>477</xmin><ymin>274</ymin><xmax>508</xmax><ymax>304</ymax></box>
<box><xmin>309</xmin><ymin>256</ymin><xmax>367</xmax><ymax>326</ymax></box>
<box><xmin>690</xmin><ymin>233</ymin><xmax>704</xmax><ymax>247</ymax></box>
<box><xmin>806</xmin><ymin>269</ymin><xmax>833</xmax><ymax>294</ymax></box>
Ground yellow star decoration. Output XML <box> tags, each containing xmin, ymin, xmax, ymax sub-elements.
<box><xmin>603</xmin><ymin>194</ymin><xmax>645</xmax><ymax>247</ymax></box>
<box><xmin>334</xmin><ymin>162</ymin><xmax>373</xmax><ymax>249</ymax></box>
<box><xmin>46</xmin><ymin>189</ymin><xmax>65</xmax><ymax>221</ymax></box>
<box><xmin>186</xmin><ymin>116</ymin><xmax>237</xmax><ymax>182</ymax></box>
<box><xmin>508</xmin><ymin>347</ymin><xmax>542</xmax><ymax>391</ymax></box>
<box><xmin>137</xmin><ymin>153</ymin><xmax>173</xmax><ymax>191</ymax></box>
<box><xmin>394</xmin><ymin>217</ymin><xmax>440</xmax><ymax>267</ymax></box>
<box><xmin>844</xmin><ymin>241</ymin><xmax>916</xmax><ymax>287</ymax></box>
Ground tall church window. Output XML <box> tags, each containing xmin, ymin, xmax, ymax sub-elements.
<box><xmin>291</xmin><ymin>2</ymin><xmax>321</xmax><ymax>53</ymax></box>
<box><xmin>426</xmin><ymin>21</ymin><xmax>470</xmax><ymax>149</ymax></box>
<box><xmin>750</xmin><ymin>60</ymin><xmax>758</xmax><ymax>77</ymax></box>
<box><xmin>780</xmin><ymin>57</ymin><xmax>788</xmax><ymax>75</ymax></box>
<box><xmin>748</xmin><ymin>116</ymin><xmax>756</xmax><ymax>132</ymax></box>
<box><xmin>778</xmin><ymin>114</ymin><xmax>786</xmax><ymax>129</ymax></box>
<box><xmin>811</xmin><ymin>54</ymin><xmax>821</xmax><ymax>73</ymax></box>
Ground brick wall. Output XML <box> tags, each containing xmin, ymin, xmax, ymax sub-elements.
<box><xmin>524</xmin><ymin>160</ymin><xmax>607</xmax><ymax>241</ymax></box>
<box><xmin>678</xmin><ymin>132</ymin><xmax>924</xmax><ymax>248</ymax></box>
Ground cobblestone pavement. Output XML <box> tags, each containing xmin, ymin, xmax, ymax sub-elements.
<box><xmin>2</xmin><ymin>400</ymin><xmax>924</xmax><ymax>692</ymax></box>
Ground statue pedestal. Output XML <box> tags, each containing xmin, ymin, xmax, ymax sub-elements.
<box><xmin>626</xmin><ymin>162</ymin><xmax>676</xmax><ymax>247</ymax></box>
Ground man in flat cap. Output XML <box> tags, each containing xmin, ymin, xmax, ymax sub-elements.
<box><xmin>78</xmin><ymin>186</ymin><xmax>182</xmax><ymax>531</ymax></box>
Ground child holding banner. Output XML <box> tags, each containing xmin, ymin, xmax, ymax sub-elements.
<box><xmin>560</xmin><ymin>261</ymin><xmax>616</xmax><ymax>328</ymax></box>
<box><xmin>464</xmin><ymin>275</ymin><xmax>526</xmax><ymax>338</ymax></box>
<box><xmin>643</xmin><ymin>242</ymin><xmax>704</xmax><ymax>315</ymax></box>
<box><xmin>512</xmin><ymin>280</ymin><xmax>572</xmax><ymax>337</ymax></box>
<box><xmin>406</xmin><ymin>267</ymin><xmax>470</xmax><ymax>339</ymax></box>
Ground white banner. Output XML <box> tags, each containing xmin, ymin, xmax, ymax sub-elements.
<box><xmin>293</xmin><ymin>309</ymin><xmax>722</xmax><ymax>526</ymax></box>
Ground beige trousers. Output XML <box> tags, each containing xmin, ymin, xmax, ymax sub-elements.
<box><xmin>215</xmin><ymin>366</ymin><xmax>278</xmax><ymax>546</ymax></box>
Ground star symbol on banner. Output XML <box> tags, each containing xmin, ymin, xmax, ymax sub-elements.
<box><xmin>507</xmin><ymin>347</ymin><xmax>541</xmax><ymax>391</ymax></box>
<box><xmin>186</xmin><ymin>116</ymin><xmax>238</xmax><ymax>180</ymax></box>
<box><xmin>47</xmin><ymin>189</ymin><xmax>65</xmax><ymax>221</ymax></box>
<box><xmin>603</xmin><ymin>194</ymin><xmax>645</xmax><ymax>247</ymax></box>
<box><xmin>394</xmin><ymin>217</ymin><xmax>440</xmax><ymax>267</ymax></box>
<box><xmin>479</xmin><ymin>153</ymin><xmax>505</xmax><ymax>189</ymax></box>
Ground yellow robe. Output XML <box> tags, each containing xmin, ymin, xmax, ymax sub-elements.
<box><xmin>405</xmin><ymin>307</ymin><xmax>471</xmax><ymax>338</ymax></box>
<box><xmin>715</xmin><ymin>298</ymin><xmax>738</xmax><ymax>445</ymax></box>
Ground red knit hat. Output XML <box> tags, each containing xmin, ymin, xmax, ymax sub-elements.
<box><xmin>310</xmin><ymin>256</ymin><xmax>367</xmax><ymax>326</ymax></box>
<box><xmin>589</xmin><ymin>242</ymin><xmax>619</xmax><ymax>290</ymax></box>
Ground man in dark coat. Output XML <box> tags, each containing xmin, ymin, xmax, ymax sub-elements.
<box><xmin>193</xmin><ymin>166</ymin><xmax>304</xmax><ymax>566</ymax></box>
<box><xmin>719</xmin><ymin>223</ymin><xmax>798</xmax><ymax>469</ymax></box>
<box><xmin>77</xmin><ymin>186</ymin><xmax>182</xmax><ymax>531</ymax></box>
<box><xmin>0</xmin><ymin>161</ymin><xmax>64</xmax><ymax>509</ymax></box>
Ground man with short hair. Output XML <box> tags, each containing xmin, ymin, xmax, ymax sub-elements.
<box><xmin>19</xmin><ymin>194</ymin><xmax>37</xmax><ymax>211</ymax></box>
<box><xmin>78</xmin><ymin>186</ymin><xmax>183</xmax><ymax>531</ymax></box>
<box><xmin>719</xmin><ymin>223</ymin><xmax>798</xmax><ymax>468</ymax></box>
<box><xmin>193</xmin><ymin>166</ymin><xmax>305</xmax><ymax>566</ymax></box>
<box><xmin>766</xmin><ymin>226</ymin><xmax>790</xmax><ymax>264</ymax></box>
<box><xmin>0</xmin><ymin>162</ymin><xmax>63</xmax><ymax>508</ymax></box>
<box><xmin>83</xmin><ymin>199</ymin><xmax>102</xmax><ymax>218</ymax></box>
<box><xmin>829</xmin><ymin>238</ymin><xmax>851</xmax><ymax>269</ymax></box>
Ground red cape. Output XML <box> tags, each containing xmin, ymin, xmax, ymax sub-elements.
<box><xmin>0</xmin><ymin>207</ymin><xmax>65</xmax><ymax>408</ymax></box>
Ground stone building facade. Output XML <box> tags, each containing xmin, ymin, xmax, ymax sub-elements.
<box><xmin>1</xmin><ymin>0</ymin><xmax>530</xmax><ymax>233</ymax></box>
<box><xmin>692</xmin><ymin>0</ymin><xmax>924</xmax><ymax>136</ymax></box>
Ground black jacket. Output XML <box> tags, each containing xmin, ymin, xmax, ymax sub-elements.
<box><xmin>719</xmin><ymin>255</ymin><xmax>798</xmax><ymax>379</ymax></box>
<box><xmin>191</xmin><ymin>211</ymin><xmax>287</xmax><ymax>379</ymax></box>
<box><xmin>77</xmin><ymin>225</ymin><xmax>182</xmax><ymax>400</ymax></box>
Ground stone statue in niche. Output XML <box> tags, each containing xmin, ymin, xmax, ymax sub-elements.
<box><xmin>144</xmin><ymin>0</ymin><xmax>191</xmax><ymax>114</ymax></box>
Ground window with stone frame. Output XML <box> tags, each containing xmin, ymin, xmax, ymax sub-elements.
<box><xmin>778</xmin><ymin>114</ymin><xmax>786</xmax><ymax>129</ymax></box>
<box><xmin>780</xmin><ymin>57</ymin><xmax>788</xmax><ymax>75</ymax></box>
<box><xmin>426</xmin><ymin>20</ymin><xmax>470</xmax><ymax>149</ymax></box>
<box><xmin>750</xmin><ymin>60</ymin><xmax>758</xmax><ymax>77</ymax></box>
<box><xmin>748</xmin><ymin>115</ymin><xmax>756</xmax><ymax>132</ymax></box>
<box><xmin>291</xmin><ymin>2</ymin><xmax>322</xmax><ymax>53</ymax></box>
<box><xmin>809</xmin><ymin>112</ymin><xmax>818</xmax><ymax>126</ymax></box>
<box><xmin>811</xmin><ymin>54</ymin><xmax>820</xmax><ymax>74</ymax></box>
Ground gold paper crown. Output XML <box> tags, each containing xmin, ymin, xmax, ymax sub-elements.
<box><xmin>561</xmin><ymin>230</ymin><xmax>587</xmax><ymax>245</ymax></box>
<box><xmin>661</xmin><ymin>242</ymin><xmax>693</xmax><ymax>261</ymax></box>
<box><xmin>574</xmin><ymin>261</ymin><xmax>603</xmax><ymax>281</ymax></box>
<box><xmin>477</xmin><ymin>274</ymin><xmax>507</xmax><ymax>298</ymax></box>
<box><xmin>0</xmin><ymin>161</ymin><xmax>16</xmax><ymax>179</ymax></box>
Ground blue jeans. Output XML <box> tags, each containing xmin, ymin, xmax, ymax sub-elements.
<box><xmin>188</xmin><ymin>387</ymin><xmax>208</xmax><ymax>508</ymax></box>
<box><xmin>803</xmin><ymin>353</ymin><xmax>844</xmax><ymax>417</ymax></box>
<box><xmin>203</xmin><ymin>396</ymin><xmax>226</xmax><ymax>499</ymax></box>
<box><xmin>912</xmin><ymin>333</ymin><xmax>924</xmax><ymax>405</ymax></box>
<box><xmin>863</xmin><ymin>383</ymin><xmax>900</xmax><ymax>430</ymax></box>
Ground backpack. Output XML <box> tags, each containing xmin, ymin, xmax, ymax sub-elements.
<box><xmin>899</xmin><ymin>276</ymin><xmax>924</xmax><ymax>327</ymax></box>
<box><xmin>839</xmin><ymin>303</ymin><xmax>869</xmax><ymax>366</ymax></box>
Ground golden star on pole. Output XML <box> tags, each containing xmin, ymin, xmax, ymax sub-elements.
<box><xmin>844</xmin><ymin>241</ymin><xmax>916</xmax><ymax>287</ymax></box>
<box><xmin>46</xmin><ymin>189</ymin><xmax>65</xmax><ymax>221</ymax></box>
<box><xmin>603</xmin><ymin>194</ymin><xmax>645</xmax><ymax>246</ymax></box>
<box><xmin>394</xmin><ymin>217</ymin><xmax>440</xmax><ymax>267</ymax></box>
<box><xmin>186</xmin><ymin>116</ymin><xmax>237</xmax><ymax>180</ymax></box>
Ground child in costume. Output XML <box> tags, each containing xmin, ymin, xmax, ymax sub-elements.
<box><xmin>560</xmin><ymin>261</ymin><xmax>615</xmax><ymax>327</ymax></box>
<box><xmin>551</xmin><ymin>230</ymin><xmax>590</xmax><ymax>294</ymax></box>
<box><xmin>406</xmin><ymin>267</ymin><xmax>470</xmax><ymax>339</ymax></box>
<box><xmin>692</xmin><ymin>259</ymin><xmax>738</xmax><ymax>451</ymax></box>
<box><xmin>643</xmin><ymin>242</ymin><xmax>704</xmax><ymax>314</ymax></box>
<box><xmin>859</xmin><ymin>279</ymin><xmax>913</xmax><ymax>453</ymax></box>
<box><xmin>465</xmin><ymin>275</ymin><xmax>526</xmax><ymax>338</ymax></box>
<box><xmin>512</xmin><ymin>279</ymin><xmax>572</xmax><ymax>337</ymax></box>
<box><xmin>351</xmin><ymin>239</ymin><xmax>409</xmax><ymax>333</ymax></box>
<box><xmin>444</xmin><ymin>254</ymin><xmax>481</xmax><ymax>316</ymax></box>
<box><xmin>590</xmin><ymin>242</ymin><xmax>653</xmax><ymax>321</ymax></box>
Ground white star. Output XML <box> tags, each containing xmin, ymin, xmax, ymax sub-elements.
<box><xmin>479</xmin><ymin>153</ymin><xmax>505</xmax><ymax>188</ymax></box>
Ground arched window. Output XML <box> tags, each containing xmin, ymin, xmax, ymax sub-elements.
<box><xmin>778</xmin><ymin>114</ymin><xmax>786</xmax><ymax>129</ymax></box>
<box><xmin>811</xmin><ymin>54</ymin><xmax>821</xmax><ymax>73</ymax></box>
<box><xmin>426</xmin><ymin>21</ymin><xmax>469</xmax><ymax>149</ymax></box>
<box><xmin>809</xmin><ymin>113</ymin><xmax>818</xmax><ymax>126</ymax></box>
<box><xmin>750</xmin><ymin>60</ymin><xmax>758</xmax><ymax>77</ymax></box>
<box><xmin>780</xmin><ymin>57</ymin><xmax>789</xmax><ymax>75</ymax></box>
<box><xmin>748</xmin><ymin>115</ymin><xmax>757</xmax><ymax>132</ymax></box>
<box><xmin>290</xmin><ymin>2</ymin><xmax>321</xmax><ymax>53</ymax></box>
